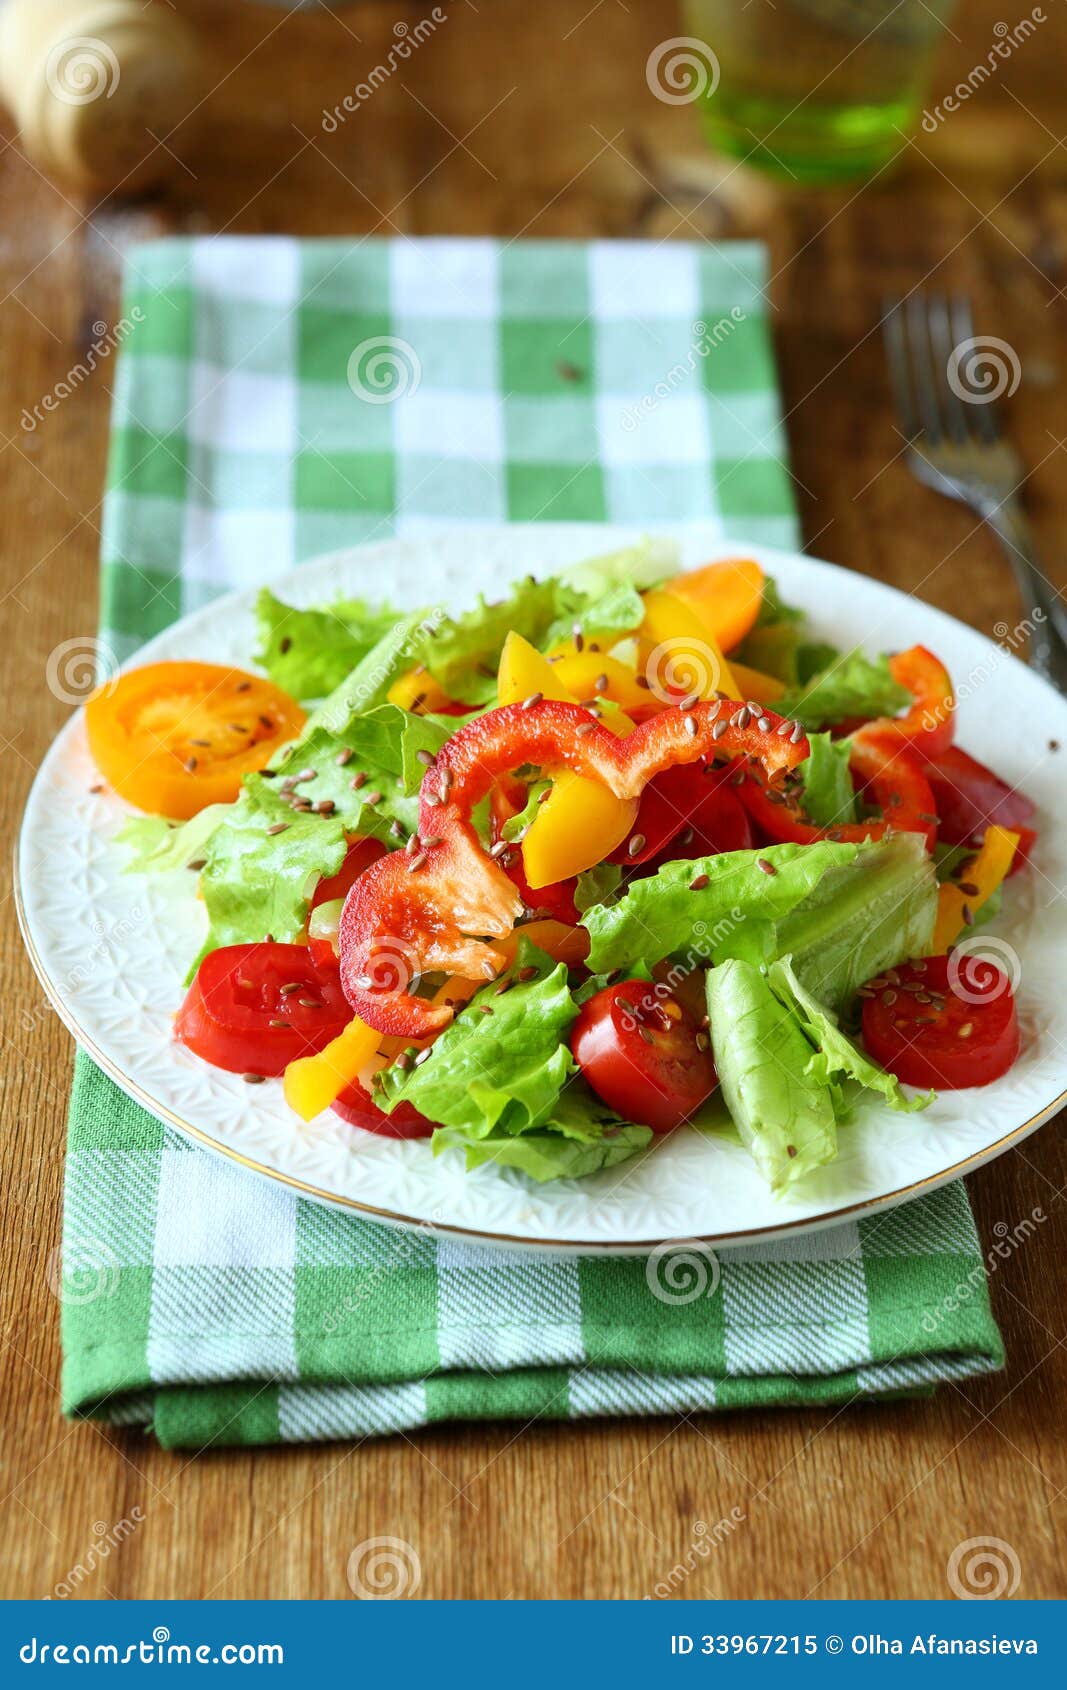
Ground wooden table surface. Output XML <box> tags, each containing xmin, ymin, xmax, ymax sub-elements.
<box><xmin>2</xmin><ymin>0</ymin><xmax>1066</xmax><ymax>1601</ymax></box>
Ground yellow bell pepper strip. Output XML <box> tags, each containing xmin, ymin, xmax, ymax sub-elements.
<box><xmin>550</xmin><ymin>650</ymin><xmax>652</xmax><ymax>717</ymax></box>
<box><xmin>387</xmin><ymin>667</ymin><xmax>459</xmax><ymax>715</ymax></box>
<box><xmin>497</xmin><ymin>631</ymin><xmax>639</xmax><ymax>885</ymax></box>
<box><xmin>728</xmin><ymin>660</ymin><xmax>786</xmax><ymax>705</ymax></box>
<box><xmin>283</xmin><ymin>1014</ymin><xmax>382</xmax><ymax>1122</ymax></box>
<box><xmin>669</xmin><ymin>557</ymin><xmax>766</xmax><ymax>652</ymax></box>
<box><xmin>338</xmin><ymin>696</ymin><xmax>810</xmax><ymax>1039</ymax></box>
<box><xmin>638</xmin><ymin>589</ymin><xmax>742</xmax><ymax>701</ymax></box>
<box><xmin>930</xmin><ymin>825</ymin><xmax>1019</xmax><ymax>954</ymax></box>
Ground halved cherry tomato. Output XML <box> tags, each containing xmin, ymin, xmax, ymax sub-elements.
<box><xmin>86</xmin><ymin>661</ymin><xmax>306</xmax><ymax>820</ymax></box>
<box><xmin>860</xmin><ymin>954</ymin><xmax>1020</xmax><ymax>1090</ymax></box>
<box><xmin>332</xmin><ymin>1078</ymin><xmax>437</xmax><ymax>1139</ymax></box>
<box><xmin>311</xmin><ymin>836</ymin><xmax>387</xmax><ymax>907</ymax></box>
<box><xmin>176</xmin><ymin>943</ymin><xmax>351</xmax><ymax>1076</ymax></box>
<box><xmin>918</xmin><ymin>745</ymin><xmax>1035</xmax><ymax>847</ymax></box>
<box><xmin>737</xmin><ymin>733</ymin><xmax>938</xmax><ymax>852</ymax></box>
<box><xmin>570</xmin><ymin>980</ymin><xmax>717</xmax><ymax>1133</ymax></box>
<box><xmin>855</xmin><ymin>645</ymin><xmax>955</xmax><ymax>756</ymax></box>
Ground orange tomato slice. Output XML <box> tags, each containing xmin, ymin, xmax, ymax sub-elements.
<box><xmin>86</xmin><ymin>661</ymin><xmax>306</xmax><ymax>819</ymax></box>
<box><xmin>670</xmin><ymin>557</ymin><xmax>765</xmax><ymax>652</ymax></box>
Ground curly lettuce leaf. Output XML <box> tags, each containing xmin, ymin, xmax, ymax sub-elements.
<box><xmin>777</xmin><ymin>650</ymin><xmax>911</xmax><ymax>730</ymax></box>
<box><xmin>118</xmin><ymin>804</ymin><xmax>233</xmax><ymax>873</ymax></box>
<box><xmin>767</xmin><ymin>958</ymin><xmax>930</xmax><ymax>1114</ymax></box>
<box><xmin>254</xmin><ymin>588</ymin><xmax>406</xmax><ymax>700</ymax></box>
<box><xmin>795</xmin><ymin>732</ymin><xmax>858</xmax><ymax>829</ymax></box>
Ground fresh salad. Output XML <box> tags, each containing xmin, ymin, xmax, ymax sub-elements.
<box><xmin>85</xmin><ymin>541</ymin><xmax>1036</xmax><ymax>1192</ymax></box>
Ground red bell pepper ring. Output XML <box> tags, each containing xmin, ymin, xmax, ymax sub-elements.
<box><xmin>338</xmin><ymin>698</ymin><xmax>810</xmax><ymax>1038</ymax></box>
<box><xmin>736</xmin><ymin>731</ymin><xmax>939</xmax><ymax>853</ymax></box>
<box><xmin>855</xmin><ymin>645</ymin><xmax>955</xmax><ymax>756</ymax></box>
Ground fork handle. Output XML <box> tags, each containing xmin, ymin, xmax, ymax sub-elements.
<box><xmin>979</xmin><ymin>498</ymin><xmax>1067</xmax><ymax>695</ymax></box>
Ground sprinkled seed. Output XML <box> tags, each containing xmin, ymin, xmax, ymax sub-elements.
<box><xmin>677</xmin><ymin>692</ymin><xmax>700</xmax><ymax>712</ymax></box>
<box><xmin>494</xmin><ymin>978</ymin><xmax>512</xmax><ymax>995</ymax></box>
<box><xmin>279</xmin><ymin>637</ymin><xmax>291</xmax><ymax>654</ymax></box>
<box><xmin>350</xmin><ymin>771</ymin><xmax>367</xmax><ymax>791</ymax></box>
<box><xmin>775</xmin><ymin>719</ymin><xmax>793</xmax><ymax>737</ymax></box>
<box><xmin>335</xmin><ymin>747</ymin><xmax>353</xmax><ymax>766</ymax></box>
<box><xmin>517</xmin><ymin>965</ymin><xmax>540</xmax><ymax>982</ymax></box>
<box><xmin>414</xmin><ymin>1048</ymin><xmax>432</xmax><ymax>1066</ymax></box>
<box><xmin>627</xmin><ymin>833</ymin><xmax>647</xmax><ymax>857</ymax></box>
<box><xmin>958</xmin><ymin>1022</ymin><xmax>974</xmax><ymax>1039</ymax></box>
<box><xmin>689</xmin><ymin>873</ymin><xmax>709</xmax><ymax>890</ymax></box>
<box><xmin>424</xmin><ymin>791</ymin><xmax>443</xmax><ymax>806</ymax></box>
<box><xmin>416</xmin><ymin>748</ymin><xmax>436</xmax><ymax>768</ymax></box>
<box><xmin>573</xmin><ymin>624</ymin><xmax>584</xmax><ymax>651</ymax></box>
<box><xmin>856</xmin><ymin>986</ymin><xmax>876</xmax><ymax>999</ymax></box>
<box><xmin>259</xmin><ymin>715</ymin><xmax>273</xmax><ymax>730</ymax></box>
<box><xmin>490</xmin><ymin>840</ymin><xmax>510</xmax><ymax>858</ymax></box>
<box><xmin>408</xmin><ymin>851</ymin><xmax>427</xmax><ymax>873</ymax></box>
<box><xmin>912</xmin><ymin>960</ymin><xmax>928</xmax><ymax>973</ymax></box>
<box><xmin>389</xmin><ymin>819</ymin><xmax>405</xmax><ymax>840</ymax></box>
<box><xmin>422</xmin><ymin>835</ymin><xmax>443</xmax><ymax>849</ymax></box>
<box><xmin>881</xmin><ymin>989</ymin><xmax>898</xmax><ymax>1006</ymax></box>
<box><xmin>269</xmin><ymin>1018</ymin><xmax>290</xmax><ymax>1030</ymax></box>
<box><xmin>706</xmin><ymin>699</ymin><xmax>722</xmax><ymax>720</ymax></box>
<box><xmin>406</xmin><ymin>833</ymin><xmax>421</xmax><ymax>855</ymax></box>
<box><xmin>918</xmin><ymin>812</ymin><xmax>940</xmax><ymax>825</ymax></box>
<box><xmin>790</xmin><ymin>721</ymin><xmax>804</xmax><ymax>743</ymax></box>
<box><xmin>638</xmin><ymin>1026</ymin><xmax>656</xmax><ymax>1045</ymax></box>
<box><xmin>756</xmin><ymin>857</ymin><xmax>777</xmax><ymax>876</ymax></box>
<box><xmin>757</xmin><ymin>716</ymin><xmax>772</xmax><ymax>733</ymax></box>
<box><xmin>409</xmin><ymin>692</ymin><xmax>427</xmax><ymax>713</ymax></box>
<box><xmin>236</xmin><ymin>680</ymin><xmax>252</xmax><ymax>692</ymax></box>
<box><xmin>595</xmin><ymin>672</ymin><xmax>609</xmax><ymax>694</ymax></box>
<box><xmin>315</xmin><ymin>800</ymin><xmax>335</xmax><ymax>816</ymax></box>
<box><xmin>184</xmin><ymin>756</ymin><xmax>197</xmax><ymax>773</ymax></box>
<box><xmin>291</xmin><ymin>799</ymin><xmax>311</xmax><ymax>813</ymax></box>
<box><xmin>187</xmin><ymin>858</ymin><xmax>207</xmax><ymax>871</ymax></box>
<box><xmin>279</xmin><ymin>982</ymin><xmax>302</xmax><ymax>996</ymax></box>
<box><xmin>521</xmin><ymin>691</ymin><xmax>543</xmax><ymax>709</ymax></box>
<box><xmin>576</xmin><ymin>720</ymin><xmax>596</xmax><ymax>736</ymax></box>
<box><xmin>242</xmin><ymin>1072</ymin><xmax>265</xmax><ymax>1084</ymax></box>
<box><xmin>962</xmin><ymin>903</ymin><xmax>975</xmax><ymax>926</ymax></box>
<box><xmin>636</xmin><ymin>675</ymin><xmax>651</xmax><ymax>690</ymax></box>
<box><xmin>478</xmin><ymin>1005</ymin><xmax>494</xmax><ymax>1016</ymax></box>
<box><xmin>191</xmin><ymin>737</ymin><xmax>212</xmax><ymax>747</ymax></box>
<box><xmin>294</xmin><ymin>768</ymin><xmax>317</xmax><ymax>783</ymax></box>
<box><xmin>536</xmin><ymin>788</ymin><xmax>551</xmax><ymax>805</ymax></box>
<box><xmin>266</xmin><ymin>822</ymin><xmax>289</xmax><ymax>836</ymax></box>
<box><xmin>237</xmin><ymin>977</ymin><xmax>254</xmax><ymax>990</ymax></box>
<box><xmin>684</xmin><ymin>714</ymin><xmax>698</xmax><ymax>737</ymax></box>
<box><xmin>678</xmin><ymin>826</ymin><xmax>694</xmax><ymax>846</ymax></box>
<box><xmin>695</xmin><ymin>1031</ymin><xmax>710</xmax><ymax>1052</ymax></box>
<box><xmin>958</xmin><ymin>881</ymin><xmax>980</xmax><ymax>897</ymax></box>
<box><xmin>735</xmin><ymin>707</ymin><xmax>750</xmax><ymax>730</ymax></box>
<box><xmin>786</xmin><ymin>1145</ymin><xmax>797</xmax><ymax>1160</ymax></box>
<box><xmin>298</xmin><ymin>997</ymin><xmax>323</xmax><ymax>1010</ymax></box>
<box><xmin>363</xmin><ymin>790</ymin><xmax>383</xmax><ymax>806</ymax></box>
<box><xmin>712</xmin><ymin>718</ymin><xmax>728</xmax><ymax>741</ymax></box>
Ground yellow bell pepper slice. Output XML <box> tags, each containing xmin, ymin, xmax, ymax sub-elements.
<box><xmin>387</xmin><ymin>667</ymin><xmax>457</xmax><ymax>714</ymax></box>
<box><xmin>283</xmin><ymin>1015</ymin><xmax>382</xmax><ymax>1122</ymax></box>
<box><xmin>496</xmin><ymin>632</ymin><xmax>638</xmax><ymax>886</ymax></box>
<box><xmin>639</xmin><ymin>589</ymin><xmax>742</xmax><ymax>701</ymax></box>
<box><xmin>729</xmin><ymin>660</ymin><xmax>786</xmax><ymax>705</ymax></box>
<box><xmin>551</xmin><ymin>650</ymin><xmax>652</xmax><ymax>716</ymax></box>
<box><xmin>929</xmin><ymin>825</ymin><xmax>1019</xmax><ymax>955</ymax></box>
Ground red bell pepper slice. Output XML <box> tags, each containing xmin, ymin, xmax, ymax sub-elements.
<box><xmin>737</xmin><ymin>731</ymin><xmax>939</xmax><ymax>853</ymax></box>
<box><xmin>917</xmin><ymin>744</ymin><xmax>1035</xmax><ymax>845</ymax></box>
<box><xmin>338</xmin><ymin>698</ymin><xmax>809</xmax><ymax>1038</ymax></box>
<box><xmin>855</xmin><ymin>645</ymin><xmax>955</xmax><ymax>756</ymax></box>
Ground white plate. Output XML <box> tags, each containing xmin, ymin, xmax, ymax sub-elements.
<box><xmin>17</xmin><ymin>523</ymin><xmax>1067</xmax><ymax>1253</ymax></box>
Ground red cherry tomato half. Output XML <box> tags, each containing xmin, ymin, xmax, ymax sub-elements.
<box><xmin>311</xmin><ymin>835</ymin><xmax>387</xmax><ymax>908</ymax></box>
<box><xmin>331</xmin><ymin>1078</ymin><xmax>437</xmax><ymax>1138</ymax></box>
<box><xmin>570</xmin><ymin>980</ymin><xmax>717</xmax><ymax>1133</ymax></box>
<box><xmin>860</xmin><ymin>954</ymin><xmax>1020</xmax><ymax>1091</ymax></box>
<box><xmin>176</xmin><ymin>943</ymin><xmax>352</xmax><ymax>1076</ymax></box>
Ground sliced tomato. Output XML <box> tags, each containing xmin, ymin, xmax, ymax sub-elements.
<box><xmin>86</xmin><ymin>661</ymin><xmax>306</xmax><ymax>819</ymax></box>
<box><xmin>738</xmin><ymin>733</ymin><xmax>938</xmax><ymax>852</ymax></box>
<box><xmin>570</xmin><ymin>980</ymin><xmax>717</xmax><ymax>1133</ymax></box>
<box><xmin>611</xmin><ymin>764</ymin><xmax>751</xmax><ymax>866</ymax></box>
<box><xmin>860</xmin><ymin>954</ymin><xmax>1020</xmax><ymax>1090</ymax></box>
<box><xmin>332</xmin><ymin>1078</ymin><xmax>437</xmax><ymax>1138</ymax></box>
<box><xmin>919</xmin><ymin>745</ymin><xmax>1035</xmax><ymax>846</ymax></box>
<box><xmin>311</xmin><ymin>836</ymin><xmax>387</xmax><ymax>907</ymax></box>
<box><xmin>176</xmin><ymin>943</ymin><xmax>351</xmax><ymax>1076</ymax></box>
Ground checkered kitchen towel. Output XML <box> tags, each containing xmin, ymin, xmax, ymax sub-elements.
<box><xmin>63</xmin><ymin>237</ymin><xmax>1003</xmax><ymax>1447</ymax></box>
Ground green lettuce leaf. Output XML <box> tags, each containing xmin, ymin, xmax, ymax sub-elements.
<box><xmin>557</xmin><ymin>536</ymin><xmax>676</xmax><ymax>598</ymax></box>
<box><xmin>705</xmin><ymin>958</ymin><xmax>838</xmax><ymax>1192</ymax></box>
<box><xmin>198</xmin><ymin>785</ymin><xmax>347</xmax><ymax>955</ymax></box>
<box><xmin>767</xmin><ymin>958</ymin><xmax>930</xmax><ymax>1113</ymax></box>
<box><xmin>433</xmin><ymin>1117</ymin><xmax>651</xmax><ymax>1182</ymax></box>
<box><xmin>254</xmin><ymin>588</ymin><xmax>406</xmax><ymax>700</ymax></box>
<box><xmin>795</xmin><ymin>731</ymin><xmax>857</xmax><ymax>828</ymax></box>
<box><xmin>574</xmin><ymin>862</ymin><xmax>624</xmax><ymax>915</ymax></box>
<box><xmin>777</xmin><ymin>650</ymin><xmax>911</xmax><ymax>730</ymax></box>
<box><xmin>305</xmin><ymin>612</ymin><xmax>431</xmax><ymax>738</ymax></box>
<box><xmin>118</xmin><ymin>804</ymin><xmax>233</xmax><ymax>873</ymax></box>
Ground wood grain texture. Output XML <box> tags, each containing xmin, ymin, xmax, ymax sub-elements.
<box><xmin>2</xmin><ymin>0</ymin><xmax>1066</xmax><ymax>1601</ymax></box>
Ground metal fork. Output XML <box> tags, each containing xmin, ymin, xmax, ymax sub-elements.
<box><xmin>883</xmin><ymin>293</ymin><xmax>1067</xmax><ymax>694</ymax></box>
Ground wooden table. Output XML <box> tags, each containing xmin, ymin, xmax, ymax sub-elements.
<box><xmin>2</xmin><ymin>0</ymin><xmax>1066</xmax><ymax>1601</ymax></box>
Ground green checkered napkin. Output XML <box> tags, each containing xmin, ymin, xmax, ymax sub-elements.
<box><xmin>64</xmin><ymin>237</ymin><xmax>1003</xmax><ymax>1448</ymax></box>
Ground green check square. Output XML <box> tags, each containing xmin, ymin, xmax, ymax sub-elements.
<box><xmin>501</xmin><ymin>318</ymin><xmax>596</xmax><ymax>396</ymax></box>
<box><xmin>505</xmin><ymin>459</ymin><xmax>606</xmax><ymax>521</ymax></box>
<box><xmin>295</xmin><ymin>448</ymin><xmax>395</xmax><ymax>513</ymax></box>
<box><xmin>298</xmin><ymin>306</ymin><xmax>391</xmax><ymax>388</ymax></box>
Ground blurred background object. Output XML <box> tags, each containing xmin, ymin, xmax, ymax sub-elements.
<box><xmin>682</xmin><ymin>0</ymin><xmax>960</xmax><ymax>183</ymax></box>
<box><xmin>0</xmin><ymin>0</ymin><xmax>204</xmax><ymax>195</ymax></box>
